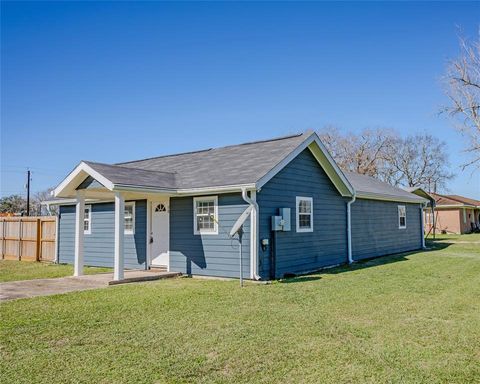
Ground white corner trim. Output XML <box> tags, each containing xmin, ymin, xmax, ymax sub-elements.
<box><xmin>54</xmin><ymin>215</ymin><xmax>60</xmax><ymax>264</ymax></box>
<box><xmin>296</xmin><ymin>196</ymin><xmax>314</xmax><ymax>233</ymax></box>
<box><xmin>113</xmin><ymin>192</ymin><xmax>125</xmax><ymax>281</ymax></box>
<box><xmin>193</xmin><ymin>196</ymin><xmax>219</xmax><ymax>235</ymax></box>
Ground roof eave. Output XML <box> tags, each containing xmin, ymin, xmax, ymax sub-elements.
<box><xmin>356</xmin><ymin>191</ymin><xmax>428</xmax><ymax>204</ymax></box>
<box><xmin>434</xmin><ymin>204</ymin><xmax>477</xmax><ymax>209</ymax></box>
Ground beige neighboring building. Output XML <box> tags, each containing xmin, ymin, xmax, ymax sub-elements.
<box><xmin>425</xmin><ymin>193</ymin><xmax>480</xmax><ymax>235</ymax></box>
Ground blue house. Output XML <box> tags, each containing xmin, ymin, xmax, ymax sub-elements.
<box><xmin>51</xmin><ymin>131</ymin><xmax>427</xmax><ymax>281</ymax></box>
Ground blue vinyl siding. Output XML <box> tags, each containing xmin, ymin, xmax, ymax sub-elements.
<box><xmin>169</xmin><ymin>193</ymin><xmax>250</xmax><ymax>278</ymax></box>
<box><xmin>351</xmin><ymin>199</ymin><xmax>422</xmax><ymax>260</ymax></box>
<box><xmin>58</xmin><ymin>200</ymin><xmax>147</xmax><ymax>269</ymax></box>
<box><xmin>257</xmin><ymin>148</ymin><xmax>348</xmax><ymax>279</ymax></box>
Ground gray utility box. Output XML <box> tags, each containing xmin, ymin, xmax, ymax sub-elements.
<box><xmin>271</xmin><ymin>208</ymin><xmax>291</xmax><ymax>231</ymax></box>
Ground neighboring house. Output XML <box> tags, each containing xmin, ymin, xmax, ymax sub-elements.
<box><xmin>49</xmin><ymin>131</ymin><xmax>427</xmax><ymax>281</ymax></box>
<box><xmin>425</xmin><ymin>193</ymin><xmax>480</xmax><ymax>234</ymax></box>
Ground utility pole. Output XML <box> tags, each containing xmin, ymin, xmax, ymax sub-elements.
<box><xmin>26</xmin><ymin>169</ymin><xmax>31</xmax><ymax>216</ymax></box>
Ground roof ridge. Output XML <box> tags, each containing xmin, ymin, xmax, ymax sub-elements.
<box><xmin>445</xmin><ymin>194</ymin><xmax>480</xmax><ymax>205</ymax></box>
<box><xmin>83</xmin><ymin>160</ymin><xmax>177</xmax><ymax>175</ymax></box>
<box><xmin>444</xmin><ymin>194</ymin><xmax>467</xmax><ymax>203</ymax></box>
<box><xmin>116</xmin><ymin>131</ymin><xmax>307</xmax><ymax>165</ymax></box>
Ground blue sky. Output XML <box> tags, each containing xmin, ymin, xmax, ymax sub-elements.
<box><xmin>1</xmin><ymin>1</ymin><xmax>479</xmax><ymax>198</ymax></box>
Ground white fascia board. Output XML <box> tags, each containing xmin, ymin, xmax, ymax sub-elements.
<box><xmin>175</xmin><ymin>184</ymin><xmax>257</xmax><ymax>196</ymax></box>
<box><xmin>434</xmin><ymin>204</ymin><xmax>476</xmax><ymax>209</ymax></box>
<box><xmin>54</xmin><ymin>162</ymin><xmax>114</xmax><ymax>197</ymax></box>
<box><xmin>112</xmin><ymin>184</ymin><xmax>177</xmax><ymax>194</ymax></box>
<box><xmin>42</xmin><ymin>198</ymin><xmax>108</xmax><ymax>206</ymax></box>
<box><xmin>113</xmin><ymin>183</ymin><xmax>256</xmax><ymax>196</ymax></box>
<box><xmin>256</xmin><ymin>132</ymin><xmax>355</xmax><ymax>197</ymax></box>
<box><xmin>309</xmin><ymin>132</ymin><xmax>355</xmax><ymax>196</ymax></box>
<box><xmin>356</xmin><ymin>192</ymin><xmax>428</xmax><ymax>204</ymax></box>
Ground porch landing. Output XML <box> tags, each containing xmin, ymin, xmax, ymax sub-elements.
<box><xmin>0</xmin><ymin>270</ymin><xmax>181</xmax><ymax>301</ymax></box>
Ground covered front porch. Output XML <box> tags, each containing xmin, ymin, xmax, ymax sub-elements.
<box><xmin>52</xmin><ymin>161</ymin><xmax>175</xmax><ymax>281</ymax></box>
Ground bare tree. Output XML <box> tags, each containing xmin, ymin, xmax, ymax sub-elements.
<box><xmin>33</xmin><ymin>188</ymin><xmax>57</xmax><ymax>215</ymax></box>
<box><xmin>319</xmin><ymin>127</ymin><xmax>398</xmax><ymax>179</ymax></box>
<box><xmin>443</xmin><ymin>31</ymin><xmax>480</xmax><ymax>169</ymax></box>
<box><xmin>386</xmin><ymin>134</ymin><xmax>454</xmax><ymax>192</ymax></box>
<box><xmin>319</xmin><ymin>127</ymin><xmax>453</xmax><ymax>192</ymax></box>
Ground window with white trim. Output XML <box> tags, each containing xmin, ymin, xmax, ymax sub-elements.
<box><xmin>463</xmin><ymin>208</ymin><xmax>467</xmax><ymax>224</ymax></box>
<box><xmin>193</xmin><ymin>196</ymin><xmax>218</xmax><ymax>235</ymax></box>
<box><xmin>398</xmin><ymin>205</ymin><xmax>406</xmax><ymax>229</ymax></box>
<box><xmin>124</xmin><ymin>202</ymin><xmax>135</xmax><ymax>234</ymax></box>
<box><xmin>296</xmin><ymin>196</ymin><xmax>313</xmax><ymax>232</ymax></box>
<box><xmin>84</xmin><ymin>205</ymin><xmax>92</xmax><ymax>234</ymax></box>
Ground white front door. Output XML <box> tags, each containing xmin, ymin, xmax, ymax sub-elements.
<box><xmin>150</xmin><ymin>201</ymin><xmax>169</xmax><ymax>268</ymax></box>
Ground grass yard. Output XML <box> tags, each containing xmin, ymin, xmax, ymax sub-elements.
<box><xmin>0</xmin><ymin>260</ymin><xmax>111</xmax><ymax>282</ymax></box>
<box><xmin>426</xmin><ymin>232</ymin><xmax>480</xmax><ymax>242</ymax></box>
<box><xmin>1</xmin><ymin>238</ymin><xmax>479</xmax><ymax>383</ymax></box>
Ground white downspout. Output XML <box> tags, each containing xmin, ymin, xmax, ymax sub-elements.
<box><xmin>347</xmin><ymin>194</ymin><xmax>356</xmax><ymax>264</ymax></box>
<box><xmin>421</xmin><ymin>202</ymin><xmax>427</xmax><ymax>249</ymax></box>
<box><xmin>241</xmin><ymin>187</ymin><xmax>261</xmax><ymax>280</ymax></box>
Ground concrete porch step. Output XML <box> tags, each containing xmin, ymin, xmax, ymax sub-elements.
<box><xmin>108</xmin><ymin>271</ymin><xmax>181</xmax><ymax>285</ymax></box>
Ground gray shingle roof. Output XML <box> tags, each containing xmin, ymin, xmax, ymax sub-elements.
<box><xmin>115</xmin><ymin>132</ymin><xmax>309</xmax><ymax>189</ymax></box>
<box><xmin>77</xmin><ymin>132</ymin><xmax>424</xmax><ymax>203</ymax></box>
<box><xmin>344</xmin><ymin>172</ymin><xmax>426</xmax><ymax>203</ymax></box>
<box><xmin>84</xmin><ymin>161</ymin><xmax>177</xmax><ymax>190</ymax></box>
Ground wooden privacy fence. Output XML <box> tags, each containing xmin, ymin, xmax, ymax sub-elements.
<box><xmin>0</xmin><ymin>217</ymin><xmax>57</xmax><ymax>262</ymax></box>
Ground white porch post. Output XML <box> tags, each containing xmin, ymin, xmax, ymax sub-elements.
<box><xmin>114</xmin><ymin>192</ymin><xmax>125</xmax><ymax>281</ymax></box>
<box><xmin>74</xmin><ymin>191</ymin><xmax>85</xmax><ymax>276</ymax></box>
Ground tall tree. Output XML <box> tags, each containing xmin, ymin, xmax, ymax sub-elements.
<box><xmin>0</xmin><ymin>195</ymin><xmax>27</xmax><ymax>215</ymax></box>
<box><xmin>0</xmin><ymin>188</ymin><xmax>56</xmax><ymax>216</ymax></box>
<box><xmin>443</xmin><ymin>32</ymin><xmax>480</xmax><ymax>169</ymax></box>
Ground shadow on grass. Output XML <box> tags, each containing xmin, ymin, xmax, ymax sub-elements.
<box><xmin>279</xmin><ymin>241</ymin><xmax>454</xmax><ymax>283</ymax></box>
<box><xmin>279</xmin><ymin>275</ymin><xmax>322</xmax><ymax>284</ymax></box>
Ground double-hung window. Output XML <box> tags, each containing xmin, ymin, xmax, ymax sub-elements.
<box><xmin>124</xmin><ymin>202</ymin><xmax>135</xmax><ymax>234</ymax></box>
<box><xmin>296</xmin><ymin>196</ymin><xmax>313</xmax><ymax>232</ymax></box>
<box><xmin>84</xmin><ymin>205</ymin><xmax>92</xmax><ymax>234</ymax></box>
<box><xmin>398</xmin><ymin>205</ymin><xmax>406</xmax><ymax>229</ymax></box>
<box><xmin>193</xmin><ymin>196</ymin><xmax>218</xmax><ymax>235</ymax></box>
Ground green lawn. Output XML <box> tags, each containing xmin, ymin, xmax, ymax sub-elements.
<box><xmin>426</xmin><ymin>232</ymin><xmax>480</xmax><ymax>242</ymax></box>
<box><xmin>1</xmin><ymin>239</ymin><xmax>479</xmax><ymax>383</ymax></box>
<box><xmin>0</xmin><ymin>261</ymin><xmax>111</xmax><ymax>282</ymax></box>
